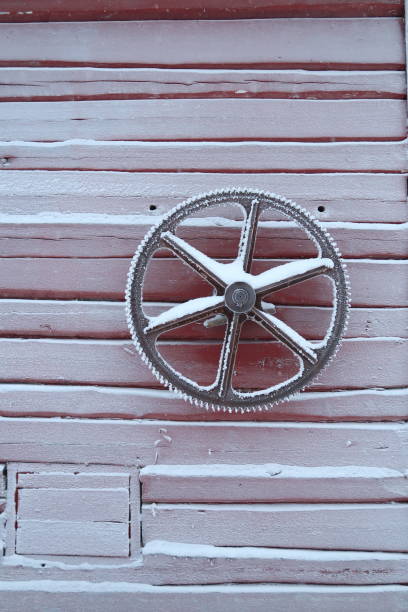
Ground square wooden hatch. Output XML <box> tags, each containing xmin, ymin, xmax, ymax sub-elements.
<box><xmin>5</xmin><ymin>463</ymin><xmax>140</xmax><ymax>564</ymax></box>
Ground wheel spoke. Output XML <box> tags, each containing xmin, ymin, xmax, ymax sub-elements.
<box><xmin>161</xmin><ymin>231</ymin><xmax>226</xmax><ymax>290</ymax></box>
<box><xmin>253</xmin><ymin>258</ymin><xmax>334</xmax><ymax>299</ymax></box>
<box><xmin>215</xmin><ymin>313</ymin><xmax>242</xmax><ymax>398</ymax></box>
<box><xmin>238</xmin><ymin>198</ymin><xmax>260</xmax><ymax>273</ymax></box>
<box><xmin>144</xmin><ymin>296</ymin><xmax>224</xmax><ymax>336</ymax></box>
<box><xmin>252</xmin><ymin>307</ymin><xmax>317</xmax><ymax>365</ymax></box>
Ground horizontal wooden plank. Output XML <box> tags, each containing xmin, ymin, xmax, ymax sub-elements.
<box><xmin>142</xmin><ymin>502</ymin><xmax>408</xmax><ymax>551</ymax></box>
<box><xmin>1</xmin><ymin>419</ymin><xmax>406</xmax><ymax>468</ymax></box>
<box><xmin>16</xmin><ymin>520</ymin><xmax>129</xmax><ymax>556</ymax></box>
<box><xmin>1</xmin><ymin>257</ymin><xmax>405</xmax><ymax>306</ymax></box>
<box><xmin>0</xmin><ymin>69</ymin><xmax>405</xmax><ymax>101</ymax></box>
<box><xmin>1</xmin><ymin>100</ymin><xmax>404</xmax><ymax>141</ymax></box>
<box><xmin>0</xmin><ymin>384</ymin><xmax>407</xmax><ymax>421</ymax></box>
<box><xmin>0</xmin><ymin>337</ymin><xmax>406</xmax><ymax>389</ymax></box>
<box><xmin>140</xmin><ymin>464</ymin><xmax>408</xmax><ymax>503</ymax></box>
<box><xmin>0</xmin><ymin>583</ymin><xmax>407</xmax><ymax>612</ymax></box>
<box><xmin>143</xmin><ymin>541</ymin><xmax>408</xmax><ymax>586</ymax></box>
<box><xmin>1</xmin><ymin>171</ymin><xmax>405</xmax><ymax>223</ymax></box>
<box><xmin>0</xmin><ymin>220</ymin><xmax>406</xmax><ymax>258</ymax></box>
<box><xmin>18</xmin><ymin>488</ymin><xmax>129</xmax><ymax>522</ymax></box>
<box><xmin>2</xmin><ymin>140</ymin><xmax>406</xmax><ymax>172</ymax></box>
<box><xmin>0</xmin><ymin>1</ymin><xmax>403</xmax><ymax>21</ymax></box>
<box><xmin>0</xmin><ymin>19</ymin><xmax>403</xmax><ymax>68</ymax></box>
<box><xmin>1</xmin><ymin>300</ymin><xmax>406</xmax><ymax>340</ymax></box>
<box><xmin>18</xmin><ymin>471</ymin><xmax>129</xmax><ymax>489</ymax></box>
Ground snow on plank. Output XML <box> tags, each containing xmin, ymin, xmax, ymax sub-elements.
<box><xmin>140</xmin><ymin>464</ymin><xmax>408</xmax><ymax>503</ymax></box>
<box><xmin>0</xmin><ymin>19</ymin><xmax>403</xmax><ymax>68</ymax></box>
<box><xmin>0</xmin><ymin>337</ymin><xmax>406</xmax><ymax>389</ymax></box>
<box><xmin>1</xmin><ymin>140</ymin><xmax>406</xmax><ymax>172</ymax></box>
<box><xmin>1</xmin><ymin>257</ymin><xmax>406</xmax><ymax>306</ymax></box>
<box><xmin>0</xmin><ymin>419</ymin><xmax>407</xmax><ymax>469</ymax></box>
<box><xmin>1</xmin><ymin>100</ymin><xmax>404</xmax><ymax>141</ymax></box>
<box><xmin>3</xmin><ymin>219</ymin><xmax>405</xmax><ymax>258</ymax></box>
<box><xmin>0</xmin><ymin>69</ymin><xmax>405</xmax><ymax>102</ymax></box>
<box><xmin>0</xmin><ymin>171</ymin><xmax>405</xmax><ymax>223</ymax></box>
<box><xmin>1</xmin><ymin>300</ymin><xmax>406</xmax><ymax>340</ymax></box>
<box><xmin>0</xmin><ymin>0</ymin><xmax>403</xmax><ymax>21</ymax></box>
<box><xmin>143</xmin><ymin>541</ymin><xmax>408</xmax><ymax>586</ymax></box>
<box><xmin>0</xmin><ymin>584</ymin><xmax>407</xmax><ymax>612</ymax></box>
<box><xmin>142</xmin><ymin>502</ymin><xmax>408</xmax><ymax>551</ymax></box>
<box><xmin>0</xmin><ymin>384</ymin><xmax>406</xmax><ymax>422</ymax></box>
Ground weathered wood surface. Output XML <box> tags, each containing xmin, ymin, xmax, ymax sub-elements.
<box><xmin>2</xmin><ymin>301</ymin><xmax>406</xmax><ymax>340</ymax></box>
<box><xmin>142</xmin><ymin>502</ymin><xmax>408</xmax><ymax>551</ymax></box>
<box><xmin>1</xmin><ymin>220</ymin><xmax>406</xmax><ymax>258</ymax></box>
<box><xmin>1</xmin><ymin>100</ymin><xmax>405</xmax><ymax>141</ymax></box>
<box><xmin>18</xmin><ymin>488</ymin><xmax>129</xmax><ymax>522</ymax></box>
<box><xmin>0</xmin><ymin>583</ymin><xmax>407</xmax><ymax>612</ymax></box>
<box><xmin>143</xmin><ymin>542</ymin><xmax>408</xmax><ymax>585</ymax></box>
<box><xmin>2</xmin><ymin>170</ymin><xmax>405</xmax><ymax>220</ymax></box>
<box><xmin>17</xmin><ymin>471</ymin><xmax>129</xmax><ymax>488</ymax></box>
<box><xmin>0</xmin><ymin>463</ymin><xmax>5</xmax><ymax>514</ymax></box>
<box><xmin>0</xmin><ymin>419</ymin><xmax>406</xmax><ymax>468</ymax></box>
<box><xmin>0</xmin><ymin>19</ymin><xmax>404</xmax><ymax>68</ymax></box>
<box><xmin>0</xmin><ymin>385</ymin><xmax>406</xmax><ymax>421</ymax></box>
<box><xmin>2</xmin><ymin>257</ymin><xmax>406</xmax><ymax>306</ymax></box>
<box><xmin>1</xmin><ymin>544</ymin><xmax>407</xmax><ymax>585</ymax></box>
<box><xmin>0</xmin><ymin>337</ymin><xmax>406</xmax><ymax>389</ymax></box>
<box><xmin>0</xmin><ymin>68</ymin><xmax>405</xmax><ymax>101</ymax></box>
<box><xmin>0</xmin><ymin>0</ymin><xmax>403</xmax><ymax>21</ymax></box>
<box><xmin>1</xmin><ymin>171</ymin><xmax>405</xmax><ymax>222</ymax></box>
<box><xmin>16</xmin><ymin>521</ymin><xmax>129</xmax><ymax>557</ymax></box>
<box><xmin>140</xmin><ymin>464</ymin><xmax>408</xmax><ymax>503</ymax></box>
<box><xmin>2</xmin><ymin>140</ymin><xmax>406</xmax><ymax>172</ymax></box>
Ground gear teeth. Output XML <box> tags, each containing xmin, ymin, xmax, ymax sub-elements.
<box><xmin>126</xmin><ymin>188</ymin><xmax>350</xmax><ymax>414</ymax></box>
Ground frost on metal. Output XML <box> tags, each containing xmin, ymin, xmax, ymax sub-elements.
<box><xmin>126</xmin><ymin>188</ymin><xmax>350</xmax><ymax>413</ymax></box>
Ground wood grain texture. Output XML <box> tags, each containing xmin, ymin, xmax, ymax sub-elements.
<box><xmin>0</xmin><ymin>544</ymin><xmax>407</xmax><ymax>585</ymax></box>
<box><xmin>0</xmin><ymin>1</ymin><xmax>403</xmax><ymax>21</ymax></box>
<box><xmin>1</xmin><ymin>171</ymin><xmax>405</xmax><ymax>222</ymax></box>
<box><xmin>142</xmin><ymin>502</ymin><xmax>408</xmax><ymax>551</ymax></box>
<box><xmin>0</xmin><ymin>68</ymin><xmax>405</xmax><ymax>101</ymax></box>
<box><xmin>0</xmin><ymin>384</ymin><xmax>407</xmax><ymax>421</ymax></box>
<box><xmin>143</xmin><ymin>542</ymin><xmax>408</xmax><ymax>585</ymax></box>
<box><xmin>16</xmin><ymin>521</ymin><xmax>129</xmax><ymax>556</ymax></box>
<box><xmin>17</xmin><ymin>471</ymin><xmax>129</xmax><ymax>488</ymax></box>
<box><xmin>1</xmin><ymin>99</ymin><xmax>405</xmax><ymax>141</ymax></box>
<box><xmin>1</xmin><ymin>220</ymin><xmax>406</xmax><ymax>258</ymax></box>
<box><xmin>0</xmin><ymin>337</ymin><xmax>406</xmax><ymax>389</ymax></box>
<box><xmin>0</xmin><ymin>419</ymin><xmax>406</xmax><ymax>468</ymax></box>
<box><xmin>2</xmin><ymin>140</ymin><xmax>406</xmax><ymax>172</ymax></box>
<box><xmin>140</xmin><ymin>464</ymin><xmax>408</xmax><ymax>503</ymax></box>
<box><xmin>0</xmin><ymin>583</ymin><xmax>407</xmax><ymax>612</ymax></box>
<box><xmin>1</xmin><ymin>300</ymin><xmax>406</xmax><ymax>340</ymax></box>
<box><xmin>1</xmin><ymin>257</ymin><xmax>406</xmax><ymax>306</ymax></box>
<box><xmin>18</xmin><ymin>488</ymin><xmax>129</xmax><ymax>522</ymax></box>
<box><xmin>0</xmin><ymin>19</ymin><xmax>404</xmax><ymax>68</ymax></box>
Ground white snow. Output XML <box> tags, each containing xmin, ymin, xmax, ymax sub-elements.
<box><xmin>140</xmin><ymin>464</ymin><xmax>403</xmax><ymax>479</ymax></box>
<box><xmin>143</xmin><ymin>540</ymin><xmax>407</xmax><ymax>561</ymax></box>
<box><xmin>251</xmin><ymin>258</ymin><xmax>334</xmax><ymax>292</ymax></box>
<box><xmin>144</xmin><ymin>296</ymin><xmax>223</xmax><ymax>332</ymax></box>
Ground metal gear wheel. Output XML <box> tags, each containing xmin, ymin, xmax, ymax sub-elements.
<box><xmin>126</xmin><ymin>189</ymin><xmax>350</xmax><ymax>413</ymax></box>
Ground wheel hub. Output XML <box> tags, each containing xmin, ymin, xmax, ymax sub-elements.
<box><xmin>225</xmin><ymin>281</ymin><xmax>256</xmax><ymax>314</ymax></box>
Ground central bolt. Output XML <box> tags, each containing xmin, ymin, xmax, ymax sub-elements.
<box><xmin>224</xmin><ymin>281</ymin><xmax>256</xmax><ymax>314</ymax></box>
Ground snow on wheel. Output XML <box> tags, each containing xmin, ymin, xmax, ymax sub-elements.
<box><xmin>126</xmin><ymin>189</ymin><xmax>350</xmax><ymax>413</ymax></box>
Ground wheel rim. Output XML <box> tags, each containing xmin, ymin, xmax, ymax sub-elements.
<box><xmin>126</xmin><ymin>188</ymin><xmax>350</xmax><ymax>413</ymax></box>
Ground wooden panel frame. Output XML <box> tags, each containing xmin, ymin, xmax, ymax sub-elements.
<box><xmin>4</xmin><ymin>463</ymin><xmax>141</xmax><ymax>565</ymax></box>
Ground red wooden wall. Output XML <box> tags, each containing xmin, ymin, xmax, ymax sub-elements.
<box><xmin>0</xmin><ymin>1</ymin><xmax>407</xmax><ymax>609</ymax></box>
